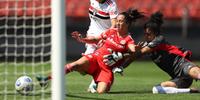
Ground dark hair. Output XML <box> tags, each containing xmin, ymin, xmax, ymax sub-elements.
<box><xmin>144</xmin><ymin>11</ymin><xmax>163</xmax><ymax>35</ymax></box>
<box><xmin>120</xmin><ymin>8</ymin><xmax>144</xmax><ymax>25</ymax></box>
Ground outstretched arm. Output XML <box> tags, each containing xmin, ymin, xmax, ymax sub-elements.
<box><xmin>103</xmin><ymin>42</ymin><xmax>153</xmax><ymax>67</ymax></box>
<box><xmin>71</xmin><ymin>31</ymin><xmax>102</xmax><ymax>44</ymax></box>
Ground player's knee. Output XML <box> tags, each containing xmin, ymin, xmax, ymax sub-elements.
<box><xmin>97</xmin><ymin>88</ymin><xmax>109</xmax><ymax>94</ymax></box>
<box><xmin>96</xmin><ymin>89</ymin><xmax>106</xmax><ymax>94</ymax></box>
<box><xmin>96</xmin><ymin>82</ymin><xmax>109</xmax><ymax>94</ymax></box>
<box><xmin>188</xmin><ymin>66</ymin><xmax>200</xmax><ymax>79</ymax></box>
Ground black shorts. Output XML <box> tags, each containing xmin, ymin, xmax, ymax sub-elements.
<box><xmin>174</xmin><ymin>57</ymin><xmax>196</xmax><ymax>77</ymax></box>
<box><xmin>170</xmin><ymin>77</ymin><xmax>193</xmax><ymax>88</ymax></box>
<box><xmin>170</xmin><ymin>58</ymin><xmax>196</xmax><ymax>88</ymax></box>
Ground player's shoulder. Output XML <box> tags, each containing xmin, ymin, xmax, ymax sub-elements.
<box><xmin>126</xmin><ymin>33</ymin><xmax>135</xmax><ymax>42</ymax></box>
<box><xmin>104</xmin><ymin>28</ymin><xmax>117</xmax><ymax>35</ymax></box>
<box><xmin>157</xmin><ymin>35</ymin><xmax>165</xmax><ymax>40</ymax></box>
<box><xmin>102</xmin><ymin>28</ymin><xmax>117</xmax><ymax>35</ymax></box>
<box><xmin>153</xmin><ymin>35</ymin><xmax>165</xmax><ymax>43</ymax></box>
<box><xmin>148</xmin><ymin>35</ymin><xmax>166</xmax><ymax>48</ymax></box>
<box><xmin>104</xmin><ymin>28</ymin><xmax>116</xmax><ymax>32</ymax></box>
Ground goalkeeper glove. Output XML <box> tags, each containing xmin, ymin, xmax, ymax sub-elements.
<box><xmin>103</xmin><ymin>48</ymin><xmax>123</xmax><ymax>66</ymax></box>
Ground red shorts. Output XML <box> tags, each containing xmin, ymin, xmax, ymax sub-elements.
<box><xmin>84</xmin><ymin>54</ymin><xmax>114</xmax><ymax>86</ymax></box>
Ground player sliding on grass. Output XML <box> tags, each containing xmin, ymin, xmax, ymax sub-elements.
<box><xmin>36</xmin><ymin>8</ymin><xmax>144</xmax><ymax>93</ymax></box>
<box><xmin>103</xmin><ymin>11</ymin><xmax>200</xmax><ymax>94</ymax></box>
<box><xmin>85</xmin><ymin>0</ymin><xmax>119</xmax><ymax>93</ymax></box>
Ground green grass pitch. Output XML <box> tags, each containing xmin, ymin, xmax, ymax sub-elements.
<box><xmin>0</xmin><ymin>61</ymin><xmax>200</xmax><ymax>100</ymax></box>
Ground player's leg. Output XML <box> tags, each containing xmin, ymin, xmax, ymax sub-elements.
<box><xmin>84</xmin><ymin>44</ymin><xmax>99</xmax><ymax>93</ymax></box>
<box><xmin>152</xmin><ymin>85</ymin><xmax>192</xmax><ymax>94</ymax></box>
<box><xmin>96</xmin><ymin>82</ymin><xmax>111</xmax><ymax>93</ymax></box>
<box><xmin>152</xmin><ymin>77</ymin><xmax>195</xmax><ymax>94</ymax></box>
<box><xmin>180</xmin><ymin>59</ymin><xmax>200</xmax><ymax>80</ymax></box>
<box><xmin>64</xmin><ymin>56</ymin><xmax>90</xmax><ymax>74</ymax></box>
<box><xmin>188</xmin><ymin>66</ymin><xmax>200</xmax><ymax>80</ymax></box>
<box><xmin>36</xmin><ymin>56</ymin><xmax>90</xmax><ymax>87</ymax></box>
<box><xmin>95</xmin><ymin>69</ymin><xmax>114</xmax><ymax>93</ymax></box>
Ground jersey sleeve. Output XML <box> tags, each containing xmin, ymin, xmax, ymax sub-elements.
<box><xmin>127</xmin><ymin>36</ymin><xmax>135</xmax><ymax>45</ymax></box>
<box><xmin>125</xmin><ymin>35</ymin><xmax>135</xmax><ymax>49</ymax></box>
<box><xmin>147</xmin><ymin>35</ymin><xmax>165</xmax><ymax>48</ymax></box>
<box><xmin>100</xmin><ymin>29</ymin><xmax>110</xmax><ymax>39</ymax></box>
<box><xmin>109</xmin><ymin>1</ymin><xmax>119</xmax><ymax>19</ymax></box>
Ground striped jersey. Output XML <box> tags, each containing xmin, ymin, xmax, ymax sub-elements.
<box><xmin>87</xmin><ymin>0</ymin><xmax>118</xmax><ymax>37</ymax></box>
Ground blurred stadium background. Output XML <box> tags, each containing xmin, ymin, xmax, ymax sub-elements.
<box><xmin>0</xmin><ymin>0</ymin><xmax>200</xmax><ymax>61</ymax></box>
<box><xmin>66</xmin><ymin>0</ymin><xmax>200</xmax><ymax>60</ymax></box>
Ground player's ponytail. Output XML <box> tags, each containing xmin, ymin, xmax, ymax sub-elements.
<box><xmin>121</xmin><ymin>8</ymin><xmax>144</xmax><ymax>25</ymax></box>
<box><xmin>144</xmin><ymin>11</ymin><xmax>164</xmax><ymax>36</ymax></box>
<box><xmin>150</xmin><ymin>11</ymin><xmax>163</xmax><ymax>27</ymax></box>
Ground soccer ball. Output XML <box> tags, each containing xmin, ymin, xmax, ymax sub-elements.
<box><xmin>15</xmin><ymin>76</ymin><xmax>33</xmax><ymax>95</ymax></box>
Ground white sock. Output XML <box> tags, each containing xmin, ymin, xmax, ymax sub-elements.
<box><xmin>152</xmin><ymin>86</ymin><xmax>190</xmax><ymax>94</ymax></box>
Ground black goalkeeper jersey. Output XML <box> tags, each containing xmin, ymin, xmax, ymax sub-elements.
<box><xmin>147</xmin><ymin>35</ymin><xmax>190</xmax><ymax>78</ymax></box>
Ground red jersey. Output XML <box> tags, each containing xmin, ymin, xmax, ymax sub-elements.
<box><xmin>95</xmin><ymin>28</ymin><xmax>134</xmax><ymax>68</ymax></box>
<box><xmin>85</xmin><ymin>28</ymin><xmax>135</xmax><ymax>85</ymax></box>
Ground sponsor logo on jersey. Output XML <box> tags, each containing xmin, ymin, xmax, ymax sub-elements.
<box><xmin>120</xmin><ymin>40</ymin><xmax>126</xmax><ymax>45</ymax></box>
<box><xmin>107</xmin><ymin>37</ymin><xmax>124</xmax><ymax>49</ymax></box>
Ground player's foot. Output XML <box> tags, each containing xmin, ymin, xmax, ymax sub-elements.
<box><xmin>87</xmin><ymin>84</ymin><xmax>97</xmax><ymax>93</ymax></box>
<box><xmin>36</xmin><ymin>75</ymin><xmax>49</xmax><ymax>88</ymax></box>
<box><xmin>87</xmin><ymin>80</ymin><xmax>97</xmax><ymax>93</ymax></box>
<box><xmin>190</xmin><ymin>88</ymin><xmax>200</xmax><ymax>93</ymax></box>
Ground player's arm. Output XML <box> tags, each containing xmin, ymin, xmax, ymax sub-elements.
<box><xmin>111</xmin><ymin>43</ymin><xmax>141</xmax><ymax>73</ymax></box>
<box><xmin>103</xmin><ymin>41</ymin><xmax>138</xmax><ymax>67</ymax></box>
<box><xmin>71</xmin><ymin>31</ymin><xmax>102</xmax><ymax>44</ymax></box>
<box><xmin>125</xmin><ymin>43</ymin><xmax>140</xmax><ymax>61</ymax></box>
<box><xmin>109</xmin><ymin>43</ymin><xmax>138</xmax><ymax>69</ymax></box>
<box><xmin>104</xmin><ymin>42</ymin><xmax>152</xmax><ymax>66</ymax></box>
<box><xmin>140</xmin><ymin>46</ymin><xmax>153</xmax><ymax>54</ymax></box>
<box><xmin>139</xmin><ymin>35</ymin><xmax>164</xmax><ymax>55</ymax></box>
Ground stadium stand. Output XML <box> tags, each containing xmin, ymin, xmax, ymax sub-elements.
<box><xmin>0</xmin><ymin>0</ymin><xmax>51</xmax><ymax>16</ymax></box>
<box><xmin>0</xmin><ymin>0</ymin><xmax>200</xmax><ymax>19</ymax></box>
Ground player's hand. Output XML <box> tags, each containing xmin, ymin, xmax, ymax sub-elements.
<box><xmin>136</xmin><ymin>41</ymin><xmax>147</xmax><ymax>50</ymax></box>
<box><xmin>71</xmin><ymin>31</ymin><xmax>83</xmax><ymax>42</ymax></box>
<box><xmin>103</xmin><ymin>48</ymin><xmax>123</xmax><ymax>66</ymax></box>
<box><xmin>112</xmin><ymin>66</ymin><xmax>124</xmax><ymax>76</ymax></box>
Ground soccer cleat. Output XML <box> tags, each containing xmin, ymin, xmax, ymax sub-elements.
<box><xmin>36</xmin><ymin>75</ymin><xmax>49</xmax><ymax>89</ymax></box>
<box><xmin>87</xmin><ymin>84</ymin><xmax>97</xmax><ymax>93</ymax></box>
<box><xmin>87</xmin><ymin>80</ymin><xmax>97</xmax><ymax>93</ymax></box>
